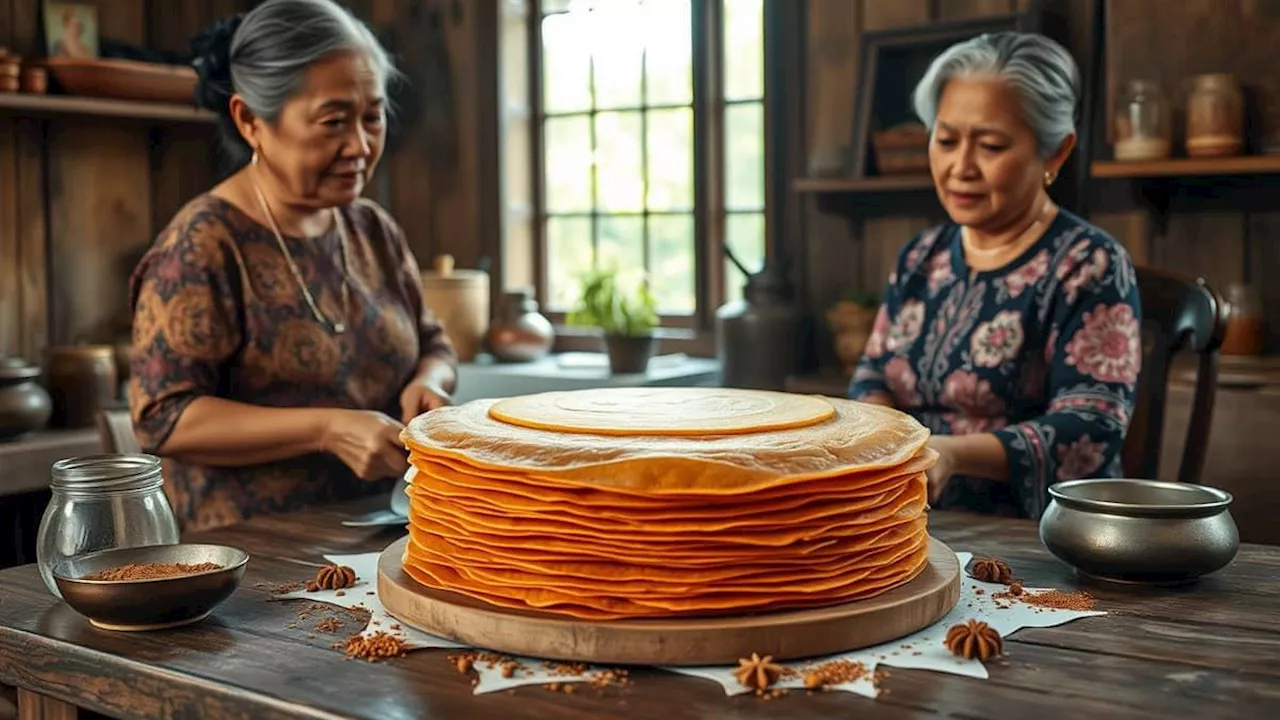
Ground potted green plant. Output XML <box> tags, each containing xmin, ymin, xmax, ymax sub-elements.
<box><xmin>566</xmin><ymin>266</ymin><xmax>660</xmax><ymax>374</ymax></box>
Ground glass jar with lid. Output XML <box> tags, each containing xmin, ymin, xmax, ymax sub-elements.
<box><xmin>36</xmin><ymin>454</ymin><xmax>180</xmax><ymax>597</ymax></box>
<box><xmin>1113</xmin><ymin>79</ymin><xmax>1172</xmax><ymax>161</ymax></box>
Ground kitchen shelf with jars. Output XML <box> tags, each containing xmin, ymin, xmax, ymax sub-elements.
<box><xmin>1096</xmin><ymin>74</ymin><xmax>1280</xmax><ymax>229</ymax></box>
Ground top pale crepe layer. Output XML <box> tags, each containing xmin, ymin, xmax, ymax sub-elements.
<box><xmin>402</xmin><ymin>388</ymin><xmax>933</xmax><ymax>494</ymax></box>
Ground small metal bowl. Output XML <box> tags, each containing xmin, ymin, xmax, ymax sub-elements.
<box><xmin>1039</xmin><ymin>478</ymin><xmax>1239</xmax><ymax>585</ymax></box>
<box><xmin>52</xmin><ymin>543</ymin><xmax>249</xmax><ymax>631</ymax></box>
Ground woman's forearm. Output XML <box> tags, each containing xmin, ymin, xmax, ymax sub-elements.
<box><xmin>931</xmin><ymin>433</ymin><xmax>1010</xmax><ymax>481</ymax></box>
<box><xmin>154</xmin><ymin>396</ymin><xmax>333</xmax><ymax>467</ymax></box>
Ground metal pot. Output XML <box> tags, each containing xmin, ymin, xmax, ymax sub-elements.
<box><xmin>0</xmin><ymin>357</ymin><xmax>53</xmax><ymax>441</ymax></box>
<box><xmin>1039</xmin><ymin>478</ymin><xmax>1239</xmax><ymax>584</ymax></box>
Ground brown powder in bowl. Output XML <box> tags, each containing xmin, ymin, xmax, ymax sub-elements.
<box><xmin>82</xmin><ymin>562</ymin><xmax>222</xmax><ymax>581</ymax></box>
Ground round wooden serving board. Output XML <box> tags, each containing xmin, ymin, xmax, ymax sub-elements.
<box><xmin>377</xmin><ymin>535</ymin><xmax>961</xmax><ymax>666</ymax></box>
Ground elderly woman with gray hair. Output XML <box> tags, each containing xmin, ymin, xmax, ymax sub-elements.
<box><xmin>127</xmin><ymin>0</ymin><xmax>457</xmax><ymax>531</ymax></box>
<box><xmin>848</xmin><ymin>32</ymin><xmax>1142</xmax><ymax>519</ymax></box>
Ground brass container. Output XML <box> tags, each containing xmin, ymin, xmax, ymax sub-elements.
<box><xmin>47</xmin><ymin>345</ymin><xmax>118</xmax><ymax>429</ymax></box>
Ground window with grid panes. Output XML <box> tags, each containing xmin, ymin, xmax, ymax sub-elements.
<box><xmin>532</xmin><ymin>0</ymin><xmax>765</xmax><ymax>323</ymax></box>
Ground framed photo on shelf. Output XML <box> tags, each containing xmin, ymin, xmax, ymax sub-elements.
<box><xmin>848</xmin><ymin>11</ymin><xmax>1042</xmax><ymax>179</ymax></box>
<box><xmin>42</xmin><ymin>1</ymin><xmax>99</xmax><ymax>60</ymax></box>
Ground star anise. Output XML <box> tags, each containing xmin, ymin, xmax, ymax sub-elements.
<box><xmin>306</xmin><ymin>564</ymin><xmax>357</xmax><ymax>592</ymax></box>
<box><xmin>733</xmin><ymin>652</ymin><xmax>783</xmax><ymax>691</ymax></box>
<box><xmin>944</xmin><ymin>620</ymin><xmax>1004</xmax><ymax>661</ymax></box>
<box><xmin>969</xmin><ymin>556</ymin><xmax>1013</xmax><ymax>584</ymax></box>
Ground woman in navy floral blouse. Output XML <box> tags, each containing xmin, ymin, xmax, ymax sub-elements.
<box><xmin>848</xmin><ymin>32</ymin><xmax>1142</xmax><ymax>519</ymax></box>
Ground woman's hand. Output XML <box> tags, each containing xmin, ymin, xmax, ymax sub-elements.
<box><xmin>400</xmin><ymin>379</ymin><xmax>452</xmax><ymax>423</ymax></box>
<box><xmin>400</xmin><ymin>358</ymin><xmax>457</xmax><ymax>423</ymax></box>
<box><xmin>925</xmin><ymin>436</ymin><xmax>958</xmax><ymax>504</ymax></box>
<box><xmin>320</xmin><ymin>409</ymin><xmax>409</xmax><ymax>482</ymax></box>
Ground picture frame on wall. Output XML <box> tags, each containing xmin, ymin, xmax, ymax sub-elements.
<box><xmin>848</xmin><ymin>11</ymin><xmax>1042</xmax><ymax>179</ymax></box>
<box><xmin>42</xmin><ymin>1</ymin><xmax>100</xmax><ymax>60</ymax></box>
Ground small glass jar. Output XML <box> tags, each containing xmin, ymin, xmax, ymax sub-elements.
<box><xmin>1186</xmin><ymin>73</ymin><xmax>1244</xmax><ymax>158</ymax></box>
<box><xmin>1221</xmin><ymin>283</ymin><xmax>1265</xmax><ymax>357</ymax></box>
<box><xmin>36</xmin><ymin>454</ymin><xmax>180</xmax><ymax>598</ymax></box>
<box><xmin>1113</xmin><ymin>79</ymin><xmax>1172</xmax><ymax>161</ymax></box>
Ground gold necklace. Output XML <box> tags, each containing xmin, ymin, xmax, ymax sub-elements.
<box><xmin>249</xmin><ymin>176</ymin><xmax>351</xmax><ymax>334</ymax></box>
<box><xmin>961</xmin><ymin>199</ymin><xmax>1054</xmax><ymax>265</ymax></box>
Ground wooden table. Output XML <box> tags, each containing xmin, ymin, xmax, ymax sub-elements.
<box><xmin>1</xmin><ymin>499</ymin><xmax>1277</xmax><ymax>720</ymax></box>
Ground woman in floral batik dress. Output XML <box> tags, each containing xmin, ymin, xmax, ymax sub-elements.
<box><xmin>848</xmin><ymin>32</ymin><xmax>1142</xmax><ymax>519</ymax></box>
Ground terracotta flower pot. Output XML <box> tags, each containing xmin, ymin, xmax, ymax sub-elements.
<box><xmin>604</xmin><ymin>334</ymin><xmax>656</xmax><ymax>374</ymax></box>
<box><xmin>826</xmin><ymin>302</ymin><xmax>877</xmax><ymax>374</ymax></box>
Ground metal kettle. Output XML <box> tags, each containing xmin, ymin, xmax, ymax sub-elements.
<box><xmin>715</xmin><ymin>265</ymin><xmax>808</xmax><ymax>390</ymax></box>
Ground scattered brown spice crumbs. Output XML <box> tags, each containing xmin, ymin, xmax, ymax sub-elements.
<box><xmin>82</xmin><ymin>562</ymin><xmax>221</xmax><ymax>582</ymax></box>
<box><xmin>263</xmin><ymin>581</ymin><xmax>303</xmax><ymax>594</ymax></box>
<box><xmin>1022</xmin><ymin>589</ymin><xmax>1095</xmax><ymax>611</ymax></box>
<box><xmin>335</xmin><ymin>590</ymin><xmax>345</xmax><ymax>597</ymax></box>
<box><xmin>341</xmin><ymin>632</ymin><xmax>408</xmax><ymax>661</ymax></box>
<box><xmin>799</xmin><ymin>659</ymin><xmax>868</xmax><ymax>690</ymax></box>
<box><xmin>1009</xmin><ymin>581</ymin><xmax>1024</xmax><ymax>596</ymax></box>
<box><xmin>314</xmin><ymin>617</ymin><xmax>343</xmax><ymax>633</ymax></box>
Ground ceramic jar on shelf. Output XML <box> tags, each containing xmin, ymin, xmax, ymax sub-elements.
<box><xmin>485</xmin><ymin>288</ymin><xmax>554</xmax><ymax>363</ymax></box>
<box><xmin>1185</xmin><ymin>73</ymin><xmax>1244</xmax><ymax>158</ymax></box>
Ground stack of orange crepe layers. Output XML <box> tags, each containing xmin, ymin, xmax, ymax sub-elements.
<box><xmin>400</xmin><ymin>387</ymin><xmax>936</xmax><ymax>621</ymax></box>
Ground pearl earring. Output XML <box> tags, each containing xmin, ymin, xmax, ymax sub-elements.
<box><xmin>1044</xmin><ymin>170</ymin><xmax>1057</xmax><ymax>187</ymax></box>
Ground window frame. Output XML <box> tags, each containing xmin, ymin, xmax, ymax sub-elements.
<box><xmin>524</xmin><ymin>0</ymin><xmax>768</xmax><ymax>354</ymax></box>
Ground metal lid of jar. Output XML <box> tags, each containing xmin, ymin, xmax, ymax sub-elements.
<box><xmin>50</xmin><ymin>454</ymin><xmax>164</xmax><ymax>494</ymax></box>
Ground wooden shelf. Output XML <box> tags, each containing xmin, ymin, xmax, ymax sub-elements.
<box><xmin>0</xmin><ymin>93</ymin><xmax>215</xmax><ymax>124</ymax></box>
<box><xmin>1091</xmin><ymin>155</ymin><xmax>1280</xmax><ymax>179</ymax></box>
<box><xmin>794</xmin><ymin>175</ymin><xmax>934</xmax><ymax>193</ymax></box>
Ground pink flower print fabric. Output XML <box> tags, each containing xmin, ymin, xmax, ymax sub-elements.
<box><xmin>847</xmin><ymin>210</ymin><xmax>1141</xmax><ymax>518</ymax></box>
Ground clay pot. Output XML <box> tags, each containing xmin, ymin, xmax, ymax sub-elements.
<box><xmin>826</xmin><ymin>301</ymin><xmax>878</xmax><ymax>374</ymax></box>
<box><xmin>47</xmin><ymin>345</ymin><xmax>118</xmax><ymax>429</ymax></box>
<box><xmin>486</xmin><ymin>288</ymin><xmax>554</xmax><ymax>363</ymax></box>
<box><xmin>0</xmin><ymin>357</ymin><xmax>53</xmax><ymax>441</ymax></box>
<box><xmin>604</xmin><ymin>334</ymin><xmax>656</xmax><ymax>375</ymax></box>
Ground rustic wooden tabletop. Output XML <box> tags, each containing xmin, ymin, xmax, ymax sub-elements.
<box><xmin>1</xmin><ymin>498</ymin><xmax>1277</xmax><ymax>720</ymax></box>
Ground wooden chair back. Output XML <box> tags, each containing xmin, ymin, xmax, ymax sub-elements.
<box><xmin>1122</xmin><ymin>267</ymin><xmax>1229</xmax><ymax>484</ymax></box>
<box><xmin>97</xmin><ymin>408</ymin><xmax>142</xmax><ymax>455</ymax></box>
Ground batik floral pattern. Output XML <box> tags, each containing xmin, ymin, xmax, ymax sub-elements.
<box><xmin>848</xmin><ymin>210</ymin><xmax>1141</xmax><ymax>519</ymax></box>
<box><xmin>128</xmin><ymin>195</ymin><xmax>457</xmax><ymax>532</ymax></box>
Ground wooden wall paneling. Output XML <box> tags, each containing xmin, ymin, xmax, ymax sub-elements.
<box><xmin>46</xmin><ymin>0</ymin><xmax>152</xmax><ymax>348</ymax></box>
<box><xmin>936</xmin><ymin>0</ymin><xmax>1018</xmax><ymax>20</ymax></box>
<box><xmin>15</xmin><ymin>119</ymin><xmax>48</xmax><ymax>364</ymax></box>
<box><xmin>0</xmin><ymin>0</ymin><xmax>14</xmax><ymax>359</ymax></box>
<box><xmin>1151</xmin><ymin>212</ymin><xmax>1246</xmax><ymax>294</ymax></box>
<box><xmin>145</xmin><ymin>0</ymin><xmax>224</xmax><ymax>243</ymax></box>
<box><xmin>802</xmin><ymin>0</ymin><xmax>862</xmax><ymax>368</ymax></box>
<box><xmin>0</xmin><ymin>0</ymin><xmax>48</xmax><ymax>363</ymax></box>
<box><xmin>0</xmin><ymin>0</ymin><xmax>10</xmax><ymax>356</ymax></box>
<box><xmin>1246</xmin><ymin>212</ymin><xmax>1280</xmax><ymax>353</ymax></box>
<box><xmin>431</xmin><ymin>0</ymin><xmax>482</xmax><ymax>272</ymax></box>
<box><xmin>856</xmin><ymin>0</ymin><xmax>934</xmax><ymax>305</ymax></box>
<box><xmin>386</xmin><ymin>0</ymin><xmax>436</xmax><ymax>270</ymax></box>
<box><xmin>0</xmin><ymin>117</ymin><xmax>18</xmax><ymax>359</ymax></box>
<box><xmin>1091</xmin><ymin>209</ymin><xmax>1151</xmax><ymax>266</ymax></box>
